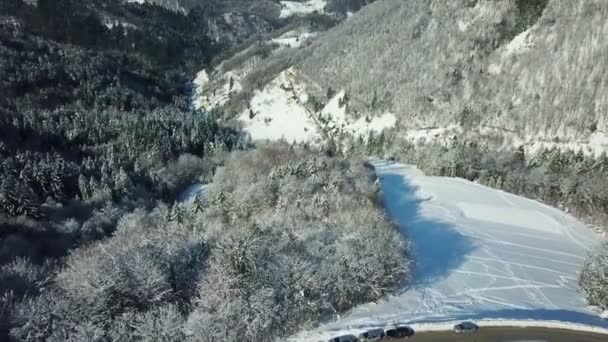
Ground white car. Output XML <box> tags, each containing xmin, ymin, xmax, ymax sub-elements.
<box><xmin>358</xmin><ymin>328</ymin><xmax>385</xmax><ymax>341</ymax></box>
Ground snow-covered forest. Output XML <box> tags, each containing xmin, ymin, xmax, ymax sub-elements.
<box><xmin>0</xmin><ymin>1</ymin><xmax>405</xmax><ymax>341</ymax></box>
<box><xmin>3</xmin><ymin>0</ymin><xmax>608</xmax><ymax>341</ymax></box>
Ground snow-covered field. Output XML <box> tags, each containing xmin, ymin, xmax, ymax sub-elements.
<box><xmin>280</xmin><ymin>0</ymin><xmax>327</xmax><ymax>18</ymax></box>
<box><xmin>292</xmin><ymin>160</ymin><xmax>608</xmax><ymax>341</ymax></box>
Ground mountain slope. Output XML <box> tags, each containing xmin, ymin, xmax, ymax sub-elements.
<box><xmin>293</xmin><ymin>160</ymin><xmax>608</xmax><ymax>341</ymax></box>
<box><xmin>296</xmin><ymin>0</ymin><xmax>608</xmax><ymax>147</ymax></box>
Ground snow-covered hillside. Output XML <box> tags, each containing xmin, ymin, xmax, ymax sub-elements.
<box><xmin>292</xmin><ymin>160</ymin><xmax>608</xmax><ymax>341</ymax></box>
<box><xmin>237</xmin><ymin>69</ymin><xmax>397</xmax><ymax>144</ymax></box>
<box><xmin>297</xmin><ymin>0</ymin><xmax>608</xmax><ymax>150</ymax></box>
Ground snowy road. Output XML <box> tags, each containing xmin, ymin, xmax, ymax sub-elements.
<box><xmin>293</xmin><ymin>160</ymin><xmax>608</xmax><ymax>341</ymax></box>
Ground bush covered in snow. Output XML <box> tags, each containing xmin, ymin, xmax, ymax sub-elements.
<box><xmin>8</xmin><ymin>143</ymin><xmax>411</xmax><ymax>341</ymax></box>
<box><xmin>580</xmin><ymin>243</ymin><xmax>608</xmax><ymax>310</ymax></box>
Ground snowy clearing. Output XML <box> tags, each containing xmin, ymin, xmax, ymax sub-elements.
<box><xmin>292</xmin><ymin>160</ymin><xmax>608</xmax><ymax>341</ymax></box>
<box><xmin>280</xmin><ymin>0</ymin><xmax>327</xmax><ymax>18</ymax></box>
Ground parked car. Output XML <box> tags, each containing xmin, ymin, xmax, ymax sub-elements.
<box><xmin>358</xmin><ymin>328</ymin><xmax>385</xmax><ymax>341</ymax></box>
<box><xmin>453</xmin><ymin>321</ymin><xmax>479</xmax><ymax>334</ymax></box>
<box><xmin>386</xmin><ymin>326</ymin><xmax>415</xmax><ymax>339</ymax></box>
<box><xmin>328</xmin><ymin>334</ymin><xmax>358</xmax><ymax>342</ymax></box>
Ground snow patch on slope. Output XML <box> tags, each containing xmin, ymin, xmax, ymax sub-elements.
<box><xmin>349</xmin><ymin>113</ymin><xmax>397</xmax><ymax>137</ymax></box>
<box><xmin>320</xmin><ymin>91</ymin><xmax>397</xmax><ymax>139</ymax></box>
<box><xmin>292</xmin><ymin>160</ymin><xmax>607</xmax><ymax>341</ymax></box>
<box><xmin>503</xmin><ymin>27</ymin><xmax>534</xmax><ymax>57</ymax></box>
<box><xmin>193</xmin><ymin>69</ymin><xmax>210</xmax><ymax>89</ymax></box>
<box><xmin>280</xmin><ymin>0</ymin><xmax>327</xmax><ymax>18</ymax></box>
<box><xmin>238</xmin><ymin>69</ymin><xmax>320</xmax><ymax>143</ymax></box>
<box><xmin>192</xmin><ymin>68</ymin><xmax>244</xmax><ymax>112</ymax></box>
<box><xmin>238</xmin><ymin>74</ymin><xmax>397</xmax><ymax>144</ymax></box>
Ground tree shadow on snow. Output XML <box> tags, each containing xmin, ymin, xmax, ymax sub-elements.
<box><xmin>375</xmin><ymin>161</ymin><xmax>477</xmax><ymax>291</ymax></box>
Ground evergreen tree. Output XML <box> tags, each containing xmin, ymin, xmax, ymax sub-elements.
<box><xmin>192</xmin><ymin>195</ymin><xmax>204</xmax><ymax>214</ymax></box>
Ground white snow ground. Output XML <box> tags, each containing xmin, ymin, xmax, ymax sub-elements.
<box><xmin>292</xmin><ymin>160</ymin><xmax>608</xmax><ymax>341</ymax></box>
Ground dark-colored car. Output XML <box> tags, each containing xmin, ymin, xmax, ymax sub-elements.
<box><xmin>328</xmin><ymin>334</ymin><xmax>358</xmax><ymax>342</ymax></box>
<box><xmin>453</xmin><ymin>322</ymin><xmax>479</xmax><ymax>334</ymax></box>
<box><xmin>386</xmin><ymin>326</ymin><xmax>415</xmax><ymax>339</ymax></box>
<box><xmin>358</xmin><ymin>328</ymin><xmax>385</xmax><ymax>341</ymax></box>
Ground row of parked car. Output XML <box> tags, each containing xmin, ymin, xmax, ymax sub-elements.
<box><xmin>328</xmin><ymin>322</ymin><xmax>479</xmax><ymax>342</ymax></box>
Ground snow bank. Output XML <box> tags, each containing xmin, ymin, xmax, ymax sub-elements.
<box><xmin>291</xmin><ymin>160</ymin><xmax>607</xmax><ymax>341</ymax></box>
<box><xmin>280</xmin><ymin>0</ymin><xmax>327</xmax><ymax>18</ymax></box>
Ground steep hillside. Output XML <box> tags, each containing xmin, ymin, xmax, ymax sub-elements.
<box><xmin>297</xmin><ymin>0</ymin><xmax>608</xmax><ymax>151</ymax></box>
